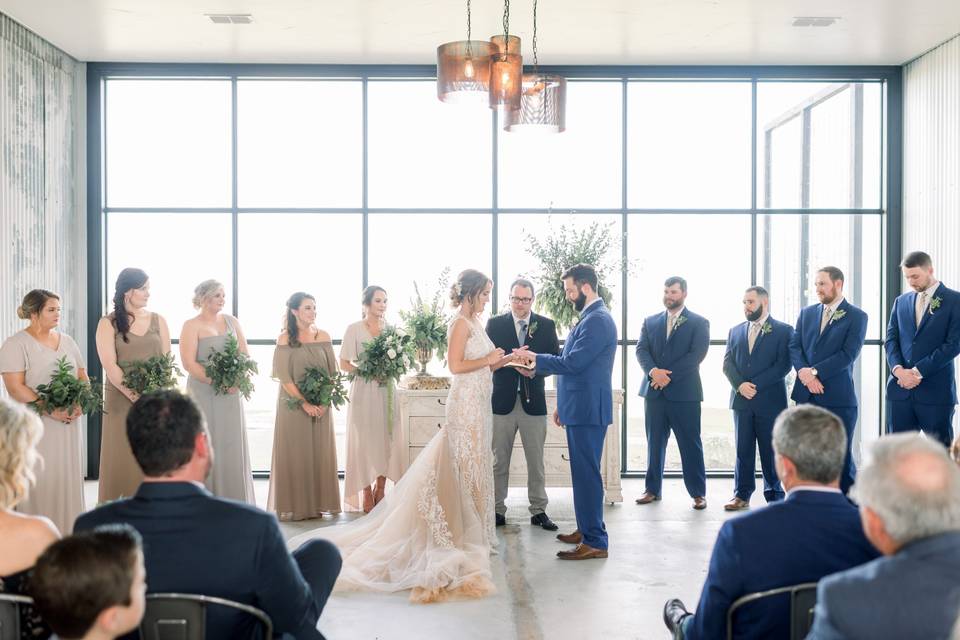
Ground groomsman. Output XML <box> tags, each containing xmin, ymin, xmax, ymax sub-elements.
<box><xmin>885</xmin><ymin>251</ymin><xmax>960</xmax><ymax>448</ymax></box>
<box><xmin>486</xmin><ymin>278</ymin><xmax>560</xmax><ymax>530</ymax></box>
<box><xmin>721</xmin><ymin>286</ymin><xmax>792</xmax><ymax>510</ymax></box>
<box><xmin>636</xmin><ymin>277</ymin><xmax>709</xmax><ymax>510</ymax></box>
<box><xmin>789</xmin><ymin>266</ymin><xmax>867</xmax><ymax>494</ymax></box>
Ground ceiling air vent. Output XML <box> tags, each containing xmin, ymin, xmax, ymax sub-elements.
<box><xmin>792</xmin><ymin>16</ymin><xmax>840</xmax><ymax>27</ymax></box>
<box><xmin>206</xmin><ymin>14</ymin><xmax>253</xmax><ymax>24</ymax></box>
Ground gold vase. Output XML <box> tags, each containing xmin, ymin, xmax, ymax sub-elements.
<box><xmin>416</xmin><ymin>344</ymin><xmax>433</xmax><ymax>376</ymax></box>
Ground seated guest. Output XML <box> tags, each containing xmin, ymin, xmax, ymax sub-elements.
<box><xmin>807</xmin><ymin>433</ymin><xmax>960</xmax><ymax>639</ymax></box>
<box><xmin>75</xmin><ymin>390</ymin><xmax>342</xmax><ymax>640</ymax></box>
<box><xmin>30</xmin><ymin>525</ymin><xmax>146</xmax><ymax>640</ymax></box>
<box><xmin>952</xmin><ymin>432</ymin><xmax>960</xmax><ymax>466</ymax></box>
<box><xmin>663</xmin><ymin>405</ymin><xmax>880</xmax><ymax>639</ymax></box>
<box><xmin>0</xmin><ymin>397</ymin><xmax>59</xmax><ymax>640</ymax></box>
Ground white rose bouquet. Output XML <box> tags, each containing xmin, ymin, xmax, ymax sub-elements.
<box><xmin>352</xmin><ymin>326</ymin><xmax>417</xmax><ymax>429</ymax></box>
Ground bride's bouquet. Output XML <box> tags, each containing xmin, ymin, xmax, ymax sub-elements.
<box><xmin>120</xmin><ymin>353</ymin><xmax>184</xmax><ymax>395</ymax></box>
<box><xmin>287</xmin><ymin>366</ymin><xmax>349</xmax><ymax>412</ymax></box>
<box><xmin>203</xmin><ymin>334</ymin><xmax>258</xmax><ymax>399</ymax></box>
<box><xmin>352</xmin><ymin>327</ymin><xmax>417</xmax><ymax>430</ymax></box>
<box><xmin>31</xmin><ymin>356</ymin><xmax>104</xmax><ymax>416</ymax></box>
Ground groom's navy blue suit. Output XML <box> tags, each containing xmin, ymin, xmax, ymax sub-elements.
<box><xmin>885</xmin><ymin>283</ymin><xmax>960</xmax><ymax>448</ymax></box>
<box><xmin>534</xmin><ymin>299</ymin><xmax>617</xmax><ymax>550</ymax></box>
<box><xmin>636</xmin><ymin>308</ymin><xmax>709</xmax><ymax>498</ymax></box>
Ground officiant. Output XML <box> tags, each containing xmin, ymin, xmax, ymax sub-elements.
<box><xmin>486</xmin><ymin>278</ymin><xmax>561</xmax><ymax>530</ymax></box>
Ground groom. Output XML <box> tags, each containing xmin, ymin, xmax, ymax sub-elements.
<box><xmin>514</xmin><ymin>264</ymin><xmax>618</xmax><ymax>560</ymax></box>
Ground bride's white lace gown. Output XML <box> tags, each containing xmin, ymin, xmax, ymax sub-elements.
<box><xmin>288</xmin><ymin>316</ymin><xmax>497</xmax><ymax>603</ymax></box>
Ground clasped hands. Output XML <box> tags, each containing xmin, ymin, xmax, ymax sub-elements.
<box><xmin>893</xmin><ymin>366</ymin><xmax>922</xmax><ymax>390</ymax></box>
<box><xmin>649</xmin><ymin>368</ymin><xmax>672</xmax><ymax>390</ymax></box>
<box><xmin>797</xmin><ymin>367</ymin><xmax>825</xmax><ymax>394</ymax></box>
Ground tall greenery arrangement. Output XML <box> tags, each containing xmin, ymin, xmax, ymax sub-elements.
<box><xmin>524</xmin><ymin>217</ymin><xmax>620</xmax><ymax>332</ymax></box>
<box><xmin>399</xmin><ymin>268</ymin><xmax>450</xmax><ymax>371</ymax></box>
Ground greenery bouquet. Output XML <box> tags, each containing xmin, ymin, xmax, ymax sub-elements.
<box><xmin>287</xmin><ymin>366</ymin><xmax>349</xmax><ymax>412</ymax></box>
<box><xmin>203</xmin><ymin>334</ymin><xmax>258</xmax><ymax>400</ymax></box>
<box><xmin>352</xmin><ymin>326</ymin><xmax>417</xmax><ymax>429</ymax></box>
<box><xmin>120</xmin><ymin>352</ymin><xmax>184</xmax><ymax>394</ymax></box>
<box><xmin>31</xmin><ymin>356</ymin><xmax>104</xmax><ymax>416</ymax></box>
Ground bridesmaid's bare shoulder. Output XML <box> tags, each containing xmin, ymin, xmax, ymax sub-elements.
<box><xmin>314</xmin><ymin>328</ymin><xmax>332</xmax><ymax>342</ymax></box>
<box><xmin>277</xmin><ymin>331</ymin><xmax>290</xmax><ymax>346</ymax></box>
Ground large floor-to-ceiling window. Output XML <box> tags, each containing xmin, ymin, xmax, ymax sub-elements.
<box><xmin>89</xmin><ymin>65</ymin><xmax>897</xmax><ymax>475</ymax></box>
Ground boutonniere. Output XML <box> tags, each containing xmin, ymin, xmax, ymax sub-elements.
<box><xmin>760</xmin><ymin>321</ymin><xmax>773</xmax><ymax>335</ymax></box>
<box><xmin>830</xmin><ymin>309</ymin><xmax>846</xmax><ymax>323</ymax></box>
<box><xmin>929</xmin><ymin>296</ymin><xmax>943</xmax><ymax>315</ymax></box>
<box><xmin>673</xmin><ymin>315</ymin><xmax>688</xmax><ymax>329</ymax></box>
<box><xmin>527</xmin><ymin>321</ymin><xmax>539</xmax><ymax>338</ymax></box>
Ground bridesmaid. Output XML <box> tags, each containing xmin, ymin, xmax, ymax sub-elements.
<box><xmin>95</xmin><ymin>268</ymin><xmax>171</xmax><ymax>503</ymax></box>
<box><xmin>268</xmin><ymin>292</ymin><xmax>341</xmax><ymax>521</ymax></box>
<box><xmin>180</xmin><ymin>279</ymin><xmax>255</xmax><ymax>504</ymax></box>
<box><xmin>0</xmin><ymin>398</ymin><xmax>58</xmax><ymax>640</ymax></box>
<box><xmin>340</xmin><ymin>286</ymin><xmax>404</xmax><ymax>513</ymax></box>
<box><xmin>0</xmin><ymin>289</ymin><xmax>85</xmax><ymax>534</ymax></box>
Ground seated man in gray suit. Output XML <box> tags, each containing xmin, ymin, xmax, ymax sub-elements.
<box><xmin>808</xmin><ymin>433</ymin><xmax>960</xmax><ymax>639</ymax></box>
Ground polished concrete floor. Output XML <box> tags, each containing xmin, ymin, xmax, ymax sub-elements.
<box><xmin>85</xmin><ymin>477</ymin><xmax>753</xmax><ymax>640</ymax></box>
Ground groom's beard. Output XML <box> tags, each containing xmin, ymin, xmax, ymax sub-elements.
<box><xmin>573</xmin><ymin>290</ymin><xmax>587</xmax><ymax>312</ymax></box>
<box><xmin>745</xmin><ymin>307</ymin><xmax>763</xmax><ymax>322</ymax></box>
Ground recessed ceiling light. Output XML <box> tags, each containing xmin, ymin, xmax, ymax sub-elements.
<box><xmin>206</xmin><ymin>14</ymin><xmax>253</xmax><ymax>25</ymax></box>
<box><xmin>792</xmin><ymin>16</ymin><xmax>840</xmax><ymax>27</ymax></box>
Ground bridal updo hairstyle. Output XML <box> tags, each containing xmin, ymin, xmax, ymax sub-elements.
<box><xmin>112</xmin><ymin>268</ymin><xmax>149</xmax><ymax>343</ymax></box>
<box><xmin>284</xmin><ymin>292</ymin><xmax>316</xmax><ymax>347</ymax></box>
<box><xmin>449</xmin><ymin>269</ymin><xmax>491</xmax><ymax>309</ymax></box>
<box><xmin>16</xmin><ymin>289</ymin><xmax>60</xmax><ymax>320</ymax></box>
<box><xmin>361</xmin><ymin>285</ymin><xmax>386</xmax><ymax>319</ymax></box>
<box><xmin>192</xmin><ymin>279</ymin><xmax>224</xmax><ymax>310</ymax></box>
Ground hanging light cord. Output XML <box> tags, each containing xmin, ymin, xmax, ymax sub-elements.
<box><xmin>502</xmin><ymin>0</ymin><xmax>511</xmax><ymax>55</ymax></box>
<box><xmin>531</xmin><ymin>0</ymin><xmax>538</xmax><ymax>71</ymax></box>
<box><xmin>465</xmin><ymin>0</ymin><xmax>472</xmax><ymax>56</ymax></box>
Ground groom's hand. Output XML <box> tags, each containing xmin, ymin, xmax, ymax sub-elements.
<box><xmin>513</xmin><ymin>348</ymin><xmax>536</xmax><ymax>364</ymax></box>
<box><xmin>650</xmin><ymin>368</ymin><xmax>672</xmax><ymax>389</ymax></box>
<box><xmin>552</xmin><ymin>409</ymin><xmax>563</xmax><ymax>428</ymax></box>
<box><xmin>518</xmin><ymin>367</ymin><xmax>536</xmax><ymax>378</ymax></box>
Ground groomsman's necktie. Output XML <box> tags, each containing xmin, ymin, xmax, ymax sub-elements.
<box><xmin>748</xmin><ymin>322</ymin><xmax>760</xmax><ymax>354</ymax></box>
<box><xmin>916</xmin><ymin>292</ymin><xmax>927</xmax><ymax>327</ymax></box>
<box><xmin>518</xmin><ymin>320</ymin><xmax>528</xmax><ymax>347</ymax></box>
<box><xmin>820</xmin><ymin>305</ymin><xmax>832</xmax><ymax>334</ymax></box>
<box><xmin>666</xmin><ymin>314</ymin><xmax>674</xmax><ymax>339</ymax></box>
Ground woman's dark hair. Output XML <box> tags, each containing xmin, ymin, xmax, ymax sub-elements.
<box><xmin>449</xmin><ymin>269</ymin><xmax>491</xmax><ymax>309</ymax></box>
<box><xmin>16</xmin><ymin>289</ymin><xmax>60</xmax><ymax>320</ymax></box>
<box><xmin>285</xmin><ymin>292</ymin><xmax>316</xmax><ymax>347</ymax></box>
<box><xmin>361</xmin><ymin>286</ymin><xmax>386</xmax><ymax>319</ymax></box>
<box><xmin>112</xmin><ymin>268</ymin><xmax>149</xmax><ymax>343</ymax></box>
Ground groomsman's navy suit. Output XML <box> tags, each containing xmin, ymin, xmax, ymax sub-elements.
<box><xmin>683</xmin><ymin>489</ymin><xmax>880</xmax><ymax>640</ymax></box>
<box><xmin>722</xmin><ymin>317</ymin><xmax>792</xmax><ymax>502</ymax></box>
<box><xmin>885</xmin><ymin>283</ymin><xmax>960</xmax><ymax>448</ymax></box>
<box><xmin>789</xmin><ymin>299</ymin><xmax>868</xmax><ymax>494</ymax></box>
<box><xmin>534</xmin><ymin>299</ymin><xmax>617</xmax><ymax>551</ymax></box>
<box><xmin>636</xmin><ymin>308</ymin><xmax>709</xmax><ymax>498</ymax></box>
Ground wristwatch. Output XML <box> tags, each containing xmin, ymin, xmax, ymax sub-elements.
<box><xmin>810</xmin><ymin>368</ymin><xmax>818</xmax><ymax>377</ymax></box>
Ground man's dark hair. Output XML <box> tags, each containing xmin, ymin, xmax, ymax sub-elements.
<box><xmin>30</xmin><ymin>525</ymin><xmax>142</xmax><ymax>639</ymax></box>
<box><xmin>745</xmin><ymin>285</ymin><xmax>769</xmax><ymax>299</ymax></box>
<box><xmin>510</xmin><ymin>278</ymin><xmax>535</xmax><ymax>298</ymax></box>
<box><xmin>664</xmin><ymin>276</ymin><xmax>687</xmax><ymax>293</ymax></box>
<box><xmin>900</xmin><ymin>251</ymin><xmax>933</xmax><ymax>269</ymax></box>
<box><xmin>127</xmin><ymin>390</ymin><xmax>204</xmax><ymax>476</ymax></box>
<box><xmin>818</xmin><ymin>266</ymin><xmax>845</xmax><ymax>284</ymax></box>
<box><xmin>561</xmin><ymin>264</ymin><xmax>599</xmax><ymax>292</ymax></box>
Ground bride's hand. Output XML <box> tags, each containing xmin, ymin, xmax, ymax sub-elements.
<box><xmin>485</xmin><ymin>348</ymin><xmax>506</xmax><ymax>366</ymax></box>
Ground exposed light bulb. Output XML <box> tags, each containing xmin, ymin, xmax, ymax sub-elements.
<box><xmin>464</xmin><ymin>60</ymin><xmax>475</xmax><ymax>78</ymax></box>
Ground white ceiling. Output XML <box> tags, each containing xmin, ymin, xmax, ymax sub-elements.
<box><xmin>2</xmin><ymin>0</ymin><xmax>959</xmax><ymax>66</ymax></box>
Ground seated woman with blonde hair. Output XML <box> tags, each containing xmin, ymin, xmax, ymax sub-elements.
<box><xmin>0</xmin><ymin>397</ymin><xmax>60</xmax><ymax>639</ymax></box>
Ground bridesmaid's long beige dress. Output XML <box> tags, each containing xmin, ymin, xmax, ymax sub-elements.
<box><xmin>268</xmin><ymin>340</ymin><xmax>342</xmax><ymax>520</ymax></box>
<box><xmin>0</xmin><ymin>330</ymin><xmax>86</xmax><ymax>534</ymax></box>
<box><xmin>98</xmin><ymin>312</ymin><xmax>164</xmax><ymax>503</ymax></box>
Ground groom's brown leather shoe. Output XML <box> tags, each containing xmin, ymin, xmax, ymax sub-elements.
<box><xmin>556</xmin><ymin>530</ymin><xmax>582</xmax><ymax>544</ymax></box>
<box><xmin>723</xmin><ymin>497</ymin><xmax>750</xmax><ymax>511</ymax></box>
<box><xmin>557</xmin><ymin>543</ymin><xmax>608</xmax><ymax>560</ymax></box>
<box><xmin>635</xmin><ymin>491</ymin><xmax>661</xmax><ymax>505</ymax></box>
<box><xmin>693</xmin><ymin>496</ymin><xmax>707</xmax><ymax>510</ymax></box>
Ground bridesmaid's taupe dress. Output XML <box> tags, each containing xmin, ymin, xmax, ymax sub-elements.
<box><xmin>268</xmin><ymin>339</ymin><xmax>342</xmax><ymax>520</ymax></box>
<box><xmin>98</xmin><ymin>313</ymin><xmax>164</xmax><ymax>503</ymax></box>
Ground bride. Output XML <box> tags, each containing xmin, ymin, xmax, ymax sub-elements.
<box><xmin>288</xmin><ymin>269</ymin><xmax>517</xmax><ymax>603</ymax></box>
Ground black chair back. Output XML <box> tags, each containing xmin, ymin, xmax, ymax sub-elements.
<box><xmin>141</xmin><ymin>593</ymin><xmax>272</xmax><ymax>640</ymax></box>
<box><xmin>0</xmin><ymin>594</ymin><xmax>32</xmax><ymax>640</ymax></box>
<box><xmin>726</xmin><ymin>581</ymin><xmax>819</xmax><ymax>640</ymax></box>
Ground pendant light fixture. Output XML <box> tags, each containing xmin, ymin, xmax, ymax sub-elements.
<box><xmin>504</xmin><ymin>0</ymin><xmax>566</xmax><ymax>132</ymax></box>
<box><xmin>488</xmin><ymin>0</ymin><xmax>522</xmax><ymax>111</ymax></box>
<box><xmin>437</xmin><ymin>0</ymin><xmax>496</xmax><ymax>104</ymax></box>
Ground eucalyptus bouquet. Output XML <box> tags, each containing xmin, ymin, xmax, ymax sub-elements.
<box><xmin>287</xmin><ymin>366</ymin><xmax>349</xmax><ymax>412</ymax></box>
<box><xmin>120</xmin><ymin>353</ymin><xmax>184</xmax><ymax>395</ymax></box>
<box><xmin>31</xmin><ymin>356</ymin><xmax>104</xmax><ymax>416</ymax></box>
<box><xmin>203</xmin><ymin>334</ymin><xmax>258</xmax><ymax>400</ymax></box>
<box><xmin>399</xmin><ymin>268</ymin><xmax>450</xmax><ymax>373</ymax></box>
<box><xmin>353</xmin><ymin>327</ymin><xmax>417</xmax><ymax>429</ymax></box>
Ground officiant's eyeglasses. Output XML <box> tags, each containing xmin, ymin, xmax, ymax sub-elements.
<box><xmin>510</xmin><ymin>296</ymin><xmax>533</xmax><ymax>304</ymax></box>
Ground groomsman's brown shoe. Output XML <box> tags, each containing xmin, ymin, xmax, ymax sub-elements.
<box><xmin>723</xmin><ymin>497</ymin><xmax>750</xmax><ymax>511</ymax></box>
<box><xmin>556</xmin><ymin>530</ymin><xmax>582</xmax><ymax>545</ymax></box>
<box><xmin>692</xmin><ymin>496</ymin><xmax>707</xmax><ymax>510</ymax></box>
<box><xmin>557</xmin><ymin>543</ymin><xmax>608</xmax><ymax>560</ymax></box>
<box><xmin>635</xmin><ymin>491</ymin><xmax>661</xmax><ymax>505</ymax></box>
